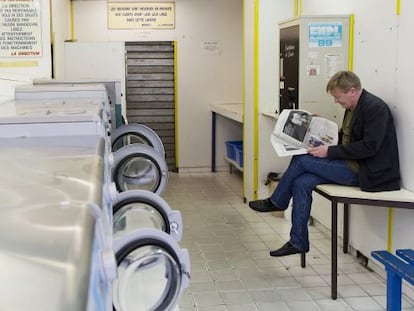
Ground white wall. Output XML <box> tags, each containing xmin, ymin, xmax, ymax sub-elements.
<box><xmin>256</xmin><ymin>0</ymin><xmax>293</xmax><ymax>198</ymax></box>
<box><xmin>68</xmin><ymin>0</ymin><xmax>243</xmax><ymax>171</ymax></box>
<box><xmin>299</xmin><ymin>0</ymin><xmax>414</xmax><ymax>260</ymax></box>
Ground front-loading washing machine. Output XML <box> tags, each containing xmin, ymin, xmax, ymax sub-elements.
<box><xmin>0</xmin><ymin>136</ymin><xmax>189</xmax><ymax>311</ymax></box>
<box><xmin>113</xmin><ymin>228</ymin><xmax>190</xmax><ymax>311</ymax></box>
<box><xmin>0</xmin><ymin>135</ymin><xmax>117</xmax><ymax>310</ymax></box>
<box><xmin>14</xmin><ymin>83</ymin><xmax>166</xmax><ymax>156</ymax></box>
<box><xmin>32</xmin><ymin>78</ymin><xmax>123</xmax><ymax>129</ymax></box>
<box><xmin>112</xmin><ymin>189</ymin><xmax>182</xmax><ymax>242</ymax></box>
<box><xmin>0</xmin><ymin>98</ymin><xmax>169</xmax><ymax>195</ymax></box>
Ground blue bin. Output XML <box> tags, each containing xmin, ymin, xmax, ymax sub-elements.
<box><xmin>225</xmin><ymin>141</ymin><xmax>243</xmax><ymax>167</ymax></box>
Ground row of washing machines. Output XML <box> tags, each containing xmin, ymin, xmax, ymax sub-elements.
<box><xmin>0</xmin><ymin>82</ymin><xmax>190</xmax><ymax>311</ymax></box>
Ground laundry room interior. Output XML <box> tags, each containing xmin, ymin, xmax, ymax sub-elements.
<box><xmin>1</xmin><ymin>0</ymin><xmax>414</xmax><ymax>310</ymax></box>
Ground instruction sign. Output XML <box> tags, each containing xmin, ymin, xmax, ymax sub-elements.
<box><xmin>108</xmin><ymin>2</ymin><xmax>175</xmax><ymax>29</ymax></box>
<box><xmin>308</xmin><ymin>22</ymin><xmax>343</xmax><ymax>48</ymax></box>
<box><xmin>0</xmin><ymin>0</ymin><xmax>42</xmax><ymax>57</ymax></box>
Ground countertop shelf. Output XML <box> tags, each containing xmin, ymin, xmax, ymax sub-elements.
<box><xmin>211</xmin><ymin>103</ymin><xmax>243</xmax><ymax>123</ymax></box>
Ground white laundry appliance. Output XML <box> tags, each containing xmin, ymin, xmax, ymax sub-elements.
<box><xmin>14</xmin><ymin>83</ymin><xmax>166</xmax><ymax>156</ymax></box>
<box><xmin>112</xmin><ymin>189</ymin><xmax>182</xmax><ymax>242</ymax></box>
<box><xmin>0</xmin><ymin>135</ymin><xmax>116</xmax><ymax>310</ymax></box>
<box><xmin>33</xmin><ymin>78</ymin><xmax>123</xmax><ymax>129</ymax></box>
<box><xmin>0</xmin><ymin>135</ymin><xmax>189</xmax><ymax>311</ymax></box>
<box><xmin>0</xmin><ymin>98</ymin><xmax>169</xmax><ymax>195</ymax></box>
<box><xmin>0</xmin><ymin>99</ymin><xmax>180</xmax><ymax>241</ymax></box>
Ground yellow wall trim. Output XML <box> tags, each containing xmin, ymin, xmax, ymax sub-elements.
<box><xmin>253</xmin><ymin>0</ymin><xmax>259</xmax><ymax>199</ymax></box>
<box><xmin>348</xmin><ymin>14</ymin><xmax>355</xmax><ymax>70</ymax></box>
<box><xmin>0</xmin><ymin>61</ymin><xmax>38</xmax><ymax>68</ymax></box>
<box><xmin>387</xmin><ymin>208</ymin><xmax>393</xmax><ymax>251</ymax></box>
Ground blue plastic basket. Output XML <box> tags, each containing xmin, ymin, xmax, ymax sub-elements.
<box><xmin>225</xmin><ymin>141</ymin><xmax>243</xmax><ymax>167</ymax></box>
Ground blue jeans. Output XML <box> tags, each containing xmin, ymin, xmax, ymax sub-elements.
<box><xmin>270</xmin><ymin>154</ymin><xmax>359</xmax><ymax>252</ymax></box>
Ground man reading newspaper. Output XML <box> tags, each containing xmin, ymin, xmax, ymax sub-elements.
<box><xmin>249</xmin><ymin>71</ymin><xmax>401</xmax><ymax>257</ymax></box>
<box><xmin>271</xmin><ymin>109</ymin><xmax>338</xmax><ymax>157</ymax></box>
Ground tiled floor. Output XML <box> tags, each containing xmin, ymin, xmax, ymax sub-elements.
<box><xmin>162</xmin><ymin>171</ymin><xmax>414</xmax><ymax>311</ymax></box>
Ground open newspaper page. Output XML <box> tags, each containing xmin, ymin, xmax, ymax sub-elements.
<box><xmin>271</xmin><ymin>109</ymin><xmax>338</xmax><ymax>157</ymax></box>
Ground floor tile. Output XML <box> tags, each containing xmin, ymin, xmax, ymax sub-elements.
<box><xmin>168</xmin><ymin>172</ymin><xmax>412</xmax><ymax>311</ymax></box>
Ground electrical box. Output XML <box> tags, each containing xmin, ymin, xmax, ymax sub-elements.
<box><xmin>279</xmin><ymin>15</ymin><xmax>350</xmax><ymax>124</ymax></box>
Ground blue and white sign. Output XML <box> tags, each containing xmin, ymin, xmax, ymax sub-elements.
<box><xmin>308</xmin><ymin>22</ymin><xmax>343</xmax><ymax>48</ymax></box>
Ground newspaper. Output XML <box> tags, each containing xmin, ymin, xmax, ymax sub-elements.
<box><xmin>271</xmin><ymin>109</ymin><xmax>338</xmax><ymax>157</ymax></box>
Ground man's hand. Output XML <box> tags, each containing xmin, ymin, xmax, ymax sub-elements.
<box><xmin>308</xmin><ymin>145</ymin><xmax>329</xmax><ymax>158</ymax></box>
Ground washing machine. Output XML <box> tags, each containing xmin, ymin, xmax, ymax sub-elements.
<box><xmin>112</xmin><ymin>189</ymin><xmax>182</xmax><ymax>242</ymax></box>
<box><xmin>0</xmin><ymin>191</ymin><xmax>114</xmax><ymax>311</ymax></box>
<box><xmin>0</xmin><ymin>99</ymin><xmax>177</xmax><ymax>238</ymax></box>
<box><xmin>113</xmin><ymin>228</ymin><xmax>190</xmax><ymax>311</ymax></box>
<box><xmin>33</xmin><ymin>78</ymin><xmax>123</xmax><ymax>129</ymax></box>
<box><xmin>14</xmin><ymin>83</ymin><xmax>166</xmax><ymax>156</ymax></box>
<box><xmin>0</xmin><ymin>135</ymin><xmax>117</xmax><ymax>310</ymax></box>
<box><xmin>0</xmin><ymin>136</ymin><xmax>189</xmax><ymax>311</ymax></box>
<box><xmin>0</xmin><ymin>103</ymin><xmax>175</xmax><ymax>234</ymax></box>
<box><xmin>0</xmin><ymin>98</ymin><xmax>169</xmax><ymax>195</ymax></box>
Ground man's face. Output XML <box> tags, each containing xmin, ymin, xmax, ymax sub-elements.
<box><xmin>330</xmin><ymin>87</ymin><xmax>358</xmax><ymax>110</ymax></box>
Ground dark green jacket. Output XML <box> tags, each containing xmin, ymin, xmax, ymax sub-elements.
<box><xmin>327</xmin><ymin>89</ymin><xmax>401</xmax><ymax>192</ymax></box>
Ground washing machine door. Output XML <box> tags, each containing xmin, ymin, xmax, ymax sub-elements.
<box><xmin>112</xmin><ymin>144</ymin><xmax>168</xmax><ymax>195</ymax></box>
<box><xmin>112</xmin><ymin>190</ymin><xmax>182</xmax><ymax>241</ymax></box>
<box><xmin>113</xmin><ymin>229</ymin><xmax>190</xmax><ymax>311</ymax></box>
<box><xmin>111</xmin><ymin>124</ymin><xmax>165</xmax><ymax>156</ymax></box>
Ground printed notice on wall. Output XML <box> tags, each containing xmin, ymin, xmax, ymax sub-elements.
<box><xmin>108</xmin><ymin>2</ymin><xmax>175</xmax><ymax>29</ymax></box>
<box><xmin>200</xmin><ymin>41</ymin><xmax>222</xmax><ymax>55</ymax></box>
<box><xmin>0</xmin><ymin>0</ymin><xmax>42</xmax><ymax>57</ymax></box>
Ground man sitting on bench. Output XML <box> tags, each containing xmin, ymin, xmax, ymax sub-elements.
<box><xmin>249</xmin><ymin>70</ymin><xmax>401</xmax><ymax>257</ymax></box>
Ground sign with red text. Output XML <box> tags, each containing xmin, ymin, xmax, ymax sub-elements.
<box><xmin>0</xmin><ymin>0</ymin><xmax>42</xmax><ymax>57</ymax></box>
<box><xmin>108</xmin><ymin>2</ymin><xmax>175</xmax><ymax>29</ymax></box>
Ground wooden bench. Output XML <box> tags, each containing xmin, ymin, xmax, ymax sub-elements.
<box><xmin>306</xmin><ymin>184</ymin><xmax>414</xmax><ymax>299</ymax></box>
<box><xmin>371</xmin><ymin>249</ymin><xmax>414</xmax><ymax>311</ymax></box>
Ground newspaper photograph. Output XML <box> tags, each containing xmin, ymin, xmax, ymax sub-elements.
<box><xmin>271</xmin><ymin>109</ymin><xmax>338</xmax><ymax>157</ymax></box>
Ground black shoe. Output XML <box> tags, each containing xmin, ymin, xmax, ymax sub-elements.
<box><xmin>248</xmin><ymin>198</ymin><xmax>283</xmax><ymax>212</ymax></box>
<box><xmin>269</xmin><ymin>242</ymin><xmax>305</xmax><ymax>257</ymax></box>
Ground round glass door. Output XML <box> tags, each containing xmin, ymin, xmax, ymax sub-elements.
<box><xmin>111</xmin><ymin>124</ymin><xmax>165</xmax><ymax>156</ymax></box>
<box><xmin>113</xmin><ymin>229</ymin><xmax>190</xmax><ymax>311</ymax></box>
<box><xmin>112</xmin><ymin>144</ymin><xmax>168</xmax><ymax>195</ymax></box>
<box><xmin>112</xmin><ymin>190</ymin><xmax>182</xmax><ymax>241</ymax></box>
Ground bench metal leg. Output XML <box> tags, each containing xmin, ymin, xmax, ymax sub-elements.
<box><xmin>211</xmin><ymin>111</ymin><xmax>216</xmax><ymax>172</ymax></box>
<box><xmin>387</xmin><ymin>271</ymin><xmax>402</xmax><ymax>311</ymax></box>
<box><xmin>332</xmin><ymin>200</ymin><xmax>338</xmax><ymax>300</ymax></box>
<box><xmin>301</xmin><ymin>253</ymin><xmax>306</xmax><ymax>268</ymax></box>
<box><xmin>343</xmin><ymin>203</ymin><xmax>349</xmax><ymax>253</ymax></box>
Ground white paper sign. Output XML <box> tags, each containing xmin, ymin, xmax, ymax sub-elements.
<box><xmin>0</xmin><ymin>0</ymin><xmax>42</xmax><ymax>57</ymax></box>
